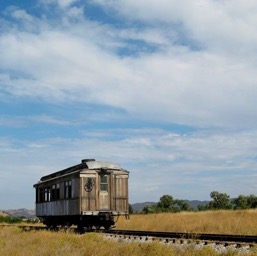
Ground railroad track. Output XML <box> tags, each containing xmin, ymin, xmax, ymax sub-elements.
<box><xmin>1</xmin><ymin>225</ymin><xmax>257</xmax><ymax>247</ymax></box>
<box><xmin>103</xmin><ymin>230</ymin><xmax>257</xmax><ymax>247</ymax></box>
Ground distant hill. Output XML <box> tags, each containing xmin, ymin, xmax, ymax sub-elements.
<box><xmin>131</xmin><ymin>202</ymin><xmax>156</xmax><ymax>212</ymax></box>
<box><xmin>184</xmin><ymin>200</ymin><xmax>209</xmax><ymax>209</ymax></box>
<box><xmin>131</xmin><ymin>200</ymin><xmax>209</xmax><ymax>212</ymax></box>
<box><xmin>0</xmin><ymin>210</ymin><xmax>9</xmax><ymax>217</ymax></box>
<box><xmin>3</xmin><ymin>209</ymin><xmax>36</xmax><ymax>219</ymax></box>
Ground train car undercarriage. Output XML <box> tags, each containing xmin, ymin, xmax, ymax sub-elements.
<box><xmin>42</xmin><ymin>212</ymin><xmax>115</xmax><ymax>231</ymax></box>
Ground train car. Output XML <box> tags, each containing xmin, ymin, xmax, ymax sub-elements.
<box><xmin>33</xmin><ymin>159</ymin><xmax>129</xmax><ymax>230</ymax></box>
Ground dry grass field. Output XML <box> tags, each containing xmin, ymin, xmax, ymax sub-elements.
<box><xmin>1</xmin><ymin>225</ymin><xmax>256</xmax><ymax>256</ymax></box>
<box><xmin>1</xmin><ymin>210</ymin><xmax>257</xmax><ymax>255</ymax></box>
<box><xmin>116</xmin><ymin>209</ymin><xmax>257</xmax><ymax>235</ymax></box>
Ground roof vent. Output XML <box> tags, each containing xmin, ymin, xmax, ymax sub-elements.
<box><xmin>82</xmin><ymin>159</ymin><xmax>95</xmax><ymax>163</ymax></box>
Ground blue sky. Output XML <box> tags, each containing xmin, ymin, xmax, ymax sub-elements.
<box><xmin>1</xmin><ymin>0</ymin><xmax>257</xmax><ymax>209</ymax></box>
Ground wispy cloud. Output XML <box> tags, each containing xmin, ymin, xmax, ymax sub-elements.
<box><xmin>0</xmin><ymin>114</ymin><xmax>73</xmax><ymax>128</ymax></box>
<box><xmin>1</xmin><ymin>1</ymin><xmax>257</xmax><ymax>128</ymax></box>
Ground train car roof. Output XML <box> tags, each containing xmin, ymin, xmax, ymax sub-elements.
<box><xmin>39</xmin><ymin>159</ymin><xmax>128</xmax><ymax>182</ymax></box>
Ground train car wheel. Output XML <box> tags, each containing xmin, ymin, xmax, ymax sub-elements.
<box><xmin>104</xmin><ymin>225</ymin><xmax>110</xmax><ymax>230</ymax></box>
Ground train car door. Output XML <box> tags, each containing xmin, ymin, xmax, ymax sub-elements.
<box><xmin>98</xmin><ymin>174</ymin><xmax>110</xmax><ymax>209</ymax></box>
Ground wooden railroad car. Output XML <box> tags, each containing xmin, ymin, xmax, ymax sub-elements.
<box><xmin>34</xmin><ymin>159</ymin><xmax>129</xmax><ymax>230</ymax></box>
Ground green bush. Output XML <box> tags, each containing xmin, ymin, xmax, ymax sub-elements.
<box><xmin>0</xmin><ymin>216</ymin><xmax>23</xmax><ymax>224</ymax></box>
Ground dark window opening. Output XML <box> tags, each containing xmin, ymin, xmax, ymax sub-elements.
<box><xmin>51</xmin><ymin>184</ymin><xmax>60</xmax><ymax>201</ymax></box>
<box><xmin>65</xmin><ymin>180</ymin><xmax>72</xmax><ymax>199</ymax></box>
<box><xmin>38</xmin><ymin>188</ymin><xmax>44</xmax><ymax>202</ymax></box>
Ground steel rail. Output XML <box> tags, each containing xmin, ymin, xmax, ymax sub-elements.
<box><xmin>104</xmin><ymin>230</ymin><xmax>257</xmax><ymax>244</ymax></box>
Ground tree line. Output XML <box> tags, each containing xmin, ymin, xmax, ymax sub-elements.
<box><xmin>0</xmin><ymin>216</ymin><xmax>24</xmax><ymax>224</ymax></box>
<box><xmin>134</xmin><ymin>191</ymin><xmax>257</xmax><ymax>214</ymax></box>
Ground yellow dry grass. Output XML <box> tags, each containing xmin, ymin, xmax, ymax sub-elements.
<box><xmin>116</xmin><ymin>209</ymin><xmax>257</xmax><ymax>235</ymax></box>
<box><xmin>2</xmin><ymin>210</ymin><xmax>257</xmax><ymax>255</ymax></box>
<box><xmin>1</xmin><ymin>225</ymin><xmax>256</xmax><ymax>256</ymax></box>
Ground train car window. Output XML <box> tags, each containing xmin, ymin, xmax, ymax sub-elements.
<box><xmin>51</xmin><ymin>184</ymin><xmax>60</xmax><ymax>200</ymax></box>
<box><xmin>39</xmin><ymin>188</ymin><xmax>44</xmax><ymax>202</ymax></box>
<box><xmin>65</xmin><ymin>181</ymin><xmax>72</xmax><ymax>198</ymax></box>
<box><xmin>36</xmin><ymin>188</ymin><xmax>38</xmax><ymax>203</ymax></box>
<box><xmin>44</xmin><ymin>187</ymin><xmax>51</xmax><ymax>202</ymax></box>
<box><xmin>51</xmin><ymin>185</ymin><xmax>55</xmax><ymax>200</ymax></box>
<box><xmin>56</xmin><ymin>184</ymin><xmax>60</xmax><ymax>199</ymax></box>
<box><xmin>100</xmin><ymin>175</ymin><xmax>108</xmax><ymax>191</ymax></box>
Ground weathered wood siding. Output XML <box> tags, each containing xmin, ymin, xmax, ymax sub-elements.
<box><xmin>80</xmin><ymin>171</ymin><xmax>129</xmax><ymax>212</ymax></box>
<box><xmin>80</xmin><ymin>175</ymin><xmax>97</xmax><ymax>212</ymax></box>
<box><xmin>114</xmin><ymin>174</ymin><xmax>128</xmax><ymax>211</ymax></box>
<box><xmin>35</xmin><ymin>175</ymin><xmax>81</xmax><ymax>216</ymax></box>
<box><xmin>36</xmin><ymin>199</ymin><xmax>80</xmax><ymax>216</ymax></box>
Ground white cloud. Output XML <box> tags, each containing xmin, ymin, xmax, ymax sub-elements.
<box><xmin>11</xmin><ymin>9</ymin><xmax>34</xmax><ymax>22</ymax></box>
<box><xmin>92</xmin><ymin>0</ymin><xmax>257</xmax><ymax>54</ymax></box>
<box><xmin>1</xmin><ymin>2</ymin><xmax>257</xmax><ymax>129</ymax></box>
